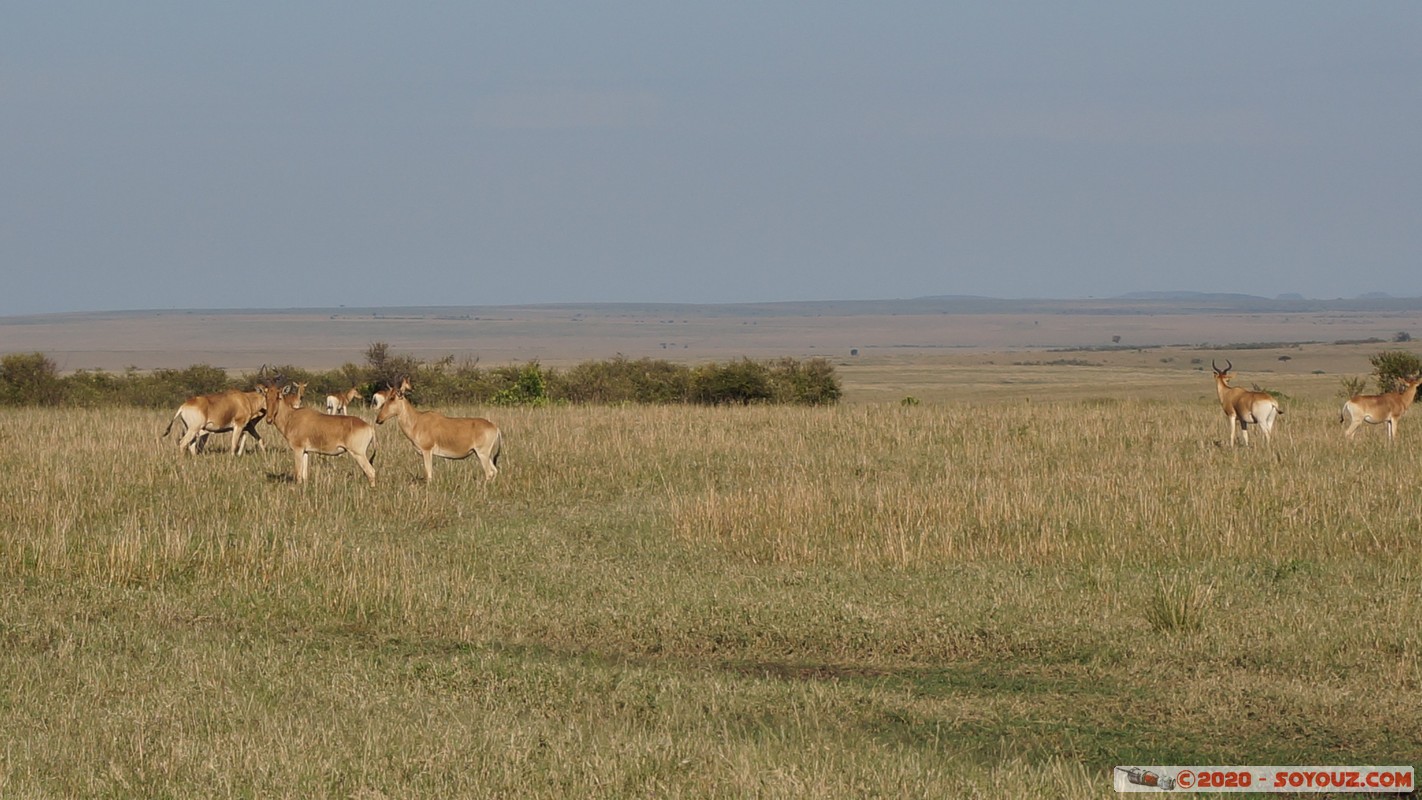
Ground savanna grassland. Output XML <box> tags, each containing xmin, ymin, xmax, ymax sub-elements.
<box><xmin>1</xmin><ymin>363</ymin><xmax>1419</xmax><ymax>798</ymax></box>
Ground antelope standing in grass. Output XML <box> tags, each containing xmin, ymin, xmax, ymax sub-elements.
<box><xmin>375</xmin><ymin>381</ymin><xmax>501</xmax><ymax>482</ymax></box>
<box><xmin>1340</xmin><ymin>375</ymin><xmax>1422</xmax><ymax>442</ymax></box>
<box><xmin>262</xmin><ymin>383</ymin><xmax>377</xmax><ymax>486</ymax></box>
<box><xmin>161</xmin><ymin>388</ymin><xmax>268</xmax><ymax>456</ymax></box>
<box><xmin>1212</xmin><ymin>360</ymin><xmax>1282</xmax><ymax>446</ymax></box>
<box><xmin>325</xmin><ymin>387</ymin><xmax>362</xmax><ymax>415</ymax></box>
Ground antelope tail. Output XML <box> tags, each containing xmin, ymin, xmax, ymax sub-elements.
<box><xmin>160</xmin><ymin>410</ymin><xmax>183</xmax><ymax>440</ymax></box>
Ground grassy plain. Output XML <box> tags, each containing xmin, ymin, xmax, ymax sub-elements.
<box><xmin>1</xmin><ymin>358</ymin><xmax>1419</xmax><ymax>798</ymax></box>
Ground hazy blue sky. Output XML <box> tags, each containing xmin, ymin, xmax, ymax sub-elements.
<box><xmin>4</xmin><ymin>3</ymin><xmax>1420</xmax><ymax>315</ymax></box>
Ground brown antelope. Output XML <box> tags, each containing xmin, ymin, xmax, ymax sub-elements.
<box><xmin>370</xmin><ymin>377</ymin><xmax>410</xmax><ymax>413</ymax></box>
<box><xmin>261</xmin><ymin>382</ymin><xmax>377</xmax><ymax>486</ymax></box>
<box><xmin>284</xmin><ymin>381</ymin><xmax>307</xmax><ymax>409</ymax></box>
<box><xmin>1341</xmin><ymin>375</ymin><xmax>1422</xmax><ymax>442</ymax></box>
<box><xmin>325</xmin><ymin>387</ymin><xmax>362</xmax><ymax>415</ymax></box>
<box><xmin>1212</xmin><ymin>360</ymin><xmax>1282</xmax><ymax>446</ymax></box>
<box><xmin>160</xmin><ymin>388</ymin><xmax>268</xmax><ymax>455</ymax></box>
<box><xmin>375</xmin><ymin>382</ymin><xmax>501</xmax><ymax>482</ymax></box>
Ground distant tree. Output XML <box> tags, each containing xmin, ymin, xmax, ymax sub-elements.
<box><xmin>1394</xmin><ymin>331</ymin><xmax>1412</xmax><ymax>343</ymax></box>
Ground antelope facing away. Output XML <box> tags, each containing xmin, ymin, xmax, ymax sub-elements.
<box><xmin>1341</xmin><ymin>375</ymin><xmax>1422</xmax><ymax>442</ymax></box>
<box><xmin>1212</xmin><ymin>360</ymin><xmax>1282</xmax><ymax>446</ymax></box>
<box><xmin>262</xmin><ymin>383</ymin><xmax>377</xmax><ymax>486</ymax></box>
<box><xmin>375</xmin><ymin>382</ymin><xmax>501</xmax><ymax>482</ymax></box>
<box><xmin>325</xmin><ymin>387</ymin><xmax>362</xmax><ymax>415</ymax></box>
<box><xmin>161</xmin><ymin>388</ymin><xmax>268</xmax><ymax>456</ymax></box>
<box><xmin>370</xmin><ymin>377</ymin><xmax>410</xmax><ymax>412</ymax></box>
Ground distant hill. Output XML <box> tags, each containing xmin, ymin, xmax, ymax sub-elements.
<box><xmin>6</xmin><ymin>292</ymin><xmax>1422</xmax><ymax>373</ymax></box>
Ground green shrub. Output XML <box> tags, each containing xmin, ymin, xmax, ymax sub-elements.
<box><xmin>691</xmin><ymin>359</ymin><xmax>773</xmax><ymax>405</ymax></box>
<box><xmin>556</xmin><ymin>356</ymin><xmax>691</xmax><ymax>404</ymax></box>
<box><xmin>1369</xmin><ymin>350</ymin><xmax>1422</xmax><ymax>393</ymax></box>
<box><xmin>766</xmin><ymin>357</ymin><xmax>841</xmax><ymax>405</ymax></box>
<box><xmin>1339</xmin><ymin>376</ymin><xmax>1368</xmax><ymax>400</ymax></box>
<box><xmin>0</xmin><ymin>345</ymin><xmax>841</xmax><ymax>408</ymax></box>
<box><xmin>492</xmin><ymin>363</ymin><xmax>550</xmax><ymax>407</ymax></box>
<box><xmin>0</xmin><ymin>353</ymin><xmax>64</xmax><ymax>405</ymax></box>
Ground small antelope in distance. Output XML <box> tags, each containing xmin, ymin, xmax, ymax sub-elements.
<box><xmin>160</xmin><ymin>388</ymin><xmax>268</xmax><ymax>456</ymax></box>
<box><xmin>284</xmin><ymin>381</ymin><xmax>307</xmax><ymax>409</ymax></box>
<box><xmin>1212</xmin><ymin>360</ymin><xmax>1282</xmax><ymax>446</ymax></box>
<box><xmin>261</xmin><ymin>382</ymin><xmax>377</xmax><ymax>486</ymax></box>
<box><xmin>370</xmin><ymin>377</ymin><xmax>410</xmax><ymax>412</ymax></box>
<box><xmin>375</xmin><ymin>380</ymin><xmax>501</xmax><ymax>482</ymax></box>
<box><xmin>325</xmin><ymin>387</ymin><xmax>362</xmax><ymax>415</ymax></box>
<box><xmin>1340</xmin><ymin>374</ymin><xmax>1422</xmax><ymax>442</ymax></box>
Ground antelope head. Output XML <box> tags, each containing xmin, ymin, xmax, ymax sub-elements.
<box><xmin>1211</xmin><ymin>359</ymin><xmax>1233</xmax><ymax>385</ymax></box>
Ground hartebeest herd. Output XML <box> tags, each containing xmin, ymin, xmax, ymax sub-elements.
<box><xmin>1211</xmin><ymin>358</ymin><xmax>1422</xmax><ymax>447</ymax></box>
<box><xmin>160</xmin><ymin>374</ymin><xmax>501</xmax><ymax>486</ymax></box>
<box><xmin>158</xmin><ymin>358</ymin><xmax>1421</xmax><ymax>484</ymax></box>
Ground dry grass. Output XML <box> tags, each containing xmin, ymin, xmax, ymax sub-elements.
<box><xmin>0</xmin><ymin>375</ymin><xmax>1417</xmax><ymax>797</ymax></box>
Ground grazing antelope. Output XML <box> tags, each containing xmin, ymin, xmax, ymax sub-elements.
<box><xmin>261</xmin><ymin>382</ymin><xmax>377</xmax><ymax>486</ymax></box>
<box><xmin>1340</xmin><ymin>375</ymin><xmax>1422</xmax><ymax>442</ymax></box>
<box><xmin>375</xmin><ymin>382</ymin><xmax>501</xmax><ymax>482</ymax></box>
<box><xmin>370</xmin><ymin>377</ymin><xmax>410</xmax><ymax>412</ymax></box>
<box><xmin>160</xmin><ymin>388</ymin><xmax>268</xmax><ymax>456</ymax></box>
<box><xmin>1212</xmin><ymin>360</ymin><xmax>1282</xmax><ymax>446</ymax></box>
<box><xmin>325</xmin><ymin>387</ymin><xmax>362</xmax><ymax>415</ymax></box>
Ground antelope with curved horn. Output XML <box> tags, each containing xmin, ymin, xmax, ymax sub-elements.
<box><xmin>325</xmin><ymin>387</ymin><xmax>362</xmax><ymax>415</ymax></box>
<box><xmin>1340</xmin><ymin>374</ymin><xmax>1422</xmax><ymax>442</ymax></box>
<box><xmin>261</xmin><ymin>382</ymin><xmax>377</xmax><ymax>485</ymax></box>
<box><xmin>1211</xmin><ymin>360</ymin><xmax>1282</xmax><ymax>446</ymax></box>
<box><xmin>375</xmin><ymin>380</ymin><xmax>501</xmax><ymax>482</ymax></box>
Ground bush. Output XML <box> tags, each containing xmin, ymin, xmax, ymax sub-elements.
<box><xmin>363</xmin><ymin>342</ymin><xmax>421</xmax><ymax>392</ymax></box>
<box><xmin>691</xmin><ymin>359</ymin><xmax>773</xmax><ymax>405</ymax></box>
<box><xmin>767</xmin><ymin>357</ymin><xmax>841</xmax><ymax>405</ymax></box>
<box><xmin>1339</xmin><ymin>376</ymin><xmax>1368</xmax><ymax>400</ymax></box>
<box><xmin>0</xmin><ymin>353</ymin><xmax>64</xmax><ymax>405</ymax></box>
<box><xmin>1369</xmin><ymin>350</ymin><xmax>1422</xmax><ymax>393</ymax></box>
<box><xmin>0</xmin><ymin>345</ymin><xmax>842</xmax><ymax>408</ymax></box>
<box><xmin>492</xmin><ymin>363</ymin><xmax>550</xmax><ymax>407</ymax></box>
<box><xmin>556</xmin><ymin>356</ymin><xmax>691</xmax><ymax>404</ymax></box>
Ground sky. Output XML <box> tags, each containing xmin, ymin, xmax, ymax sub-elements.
<box><xmin>3</xmin><ymin>3</ymin><xmax>1421</xmax><ymax>316</ymax></box>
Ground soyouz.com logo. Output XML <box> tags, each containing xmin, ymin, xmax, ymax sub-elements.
<box><xmin>1114</xmin><ymin>765</ymin><xmax>1413</xmax><ymax>793</ymax></box>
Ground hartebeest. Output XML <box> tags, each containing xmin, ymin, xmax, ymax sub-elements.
<box><xmin>325</xmin><ymin>387</ymin><xmax>362</xmax><ymax>415</ymax></box>
<box><xmin>262</xmin><ymin>383</ymin><xmax>377</xmax><ymax>486</ymax></box>
<box><xmin>1212</xmin><ymin>360</ymin><xmax>1282</xmax><ymax>446</ymax></box>
<box><xmin>285</xmin><ymin>381</ymin><xmax>307</xmax><ymax>409</ymax></box>
<box><xmin>160</xmin><ymin>388</ymin><xmax>268</xmax><ymax>456</ymax></box>
<box><xmin>375</xmin><ymin>382</ymin><xmax>501</xmax><ymax>482</ymax></box>
<box><xmin>370</xmin><ymin>377</ymin><xmax>410</xmax><ymax>412</ymax></box>
<box><xmin>1340</xmin><ymin>375</ymin><xmax>1422</xmax><ymax>442</ymax></box>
